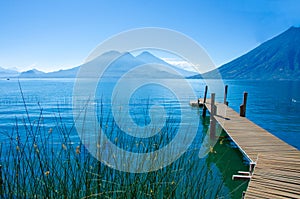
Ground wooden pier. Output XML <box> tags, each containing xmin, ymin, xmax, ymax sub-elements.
<box><xmin>193</xmin><ymin>91</ymin><xmax>300</xmax><ymax>198</ymax></box>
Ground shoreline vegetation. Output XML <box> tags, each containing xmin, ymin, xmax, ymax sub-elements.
<box><xmin>0</xmin><ymin>107</ymin><xmax>226</xmax><ymax>198</ymax></box>
<box><xmin>0</xmin><ymin>85</ymin><xmax>249</xmax><ymax>198</ymax></box>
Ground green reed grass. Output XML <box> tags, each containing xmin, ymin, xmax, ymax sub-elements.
<box><xmin>0</xmin><ymin>89</ymin><xmax>228</xmax><ymax>198</ymax></box>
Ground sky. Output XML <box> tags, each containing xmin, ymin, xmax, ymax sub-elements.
<box><xmin>0</xmin><ymin>0</ymin><xmax>300</xmax><ymax>72</ymax></box>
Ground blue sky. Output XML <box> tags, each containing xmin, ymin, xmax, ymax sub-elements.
<box><xmin>0</xmin><ymin>0</ymin><xmax>300</xmax><ymax>72</ymax></box>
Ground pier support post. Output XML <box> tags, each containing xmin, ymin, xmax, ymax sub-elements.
<box><xmin>202</xmin><ymin>85</ymin><xmax>208</xmax><ymax>118</ymax></box>
<box><xmin>240</xmin><ymin>92</ymin><xmax>248</xmax><ymax>117</ymax></box>
<box><xmin>224</xmin><ymin>85</ymin><xmax>229</xmax><ymax>105</ymax></box>
<box><xmin>210</xmin><ymin>93</ymin><xmax>217</xmax><ymax>139</ymax></box>
<box><xmin>249</xmin><ymin>162</ymin><xmax>255</xmax><ymax>174</ymax></box>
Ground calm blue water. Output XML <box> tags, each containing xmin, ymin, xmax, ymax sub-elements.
<box><xmin>0</xmin><ymin>78</ymin><xmax>299</xmax><ymax>198</ymax></box>
<box><xmin>224</xmin><ymin>80</ymin><xmax>300</xmax><ymax>150</ymax></box>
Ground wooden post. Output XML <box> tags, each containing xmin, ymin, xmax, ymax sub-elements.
<box><xmin>249</xmin><ymin>162</ymin><xmax>255</xmax><ymax>174</ymax></box>
<box><xmin>224</xmin><ymin>85</ymin><xmax>229</xmax><ymax>105</ymax></box>
<box><xmin>211</xmin><ymin>93</ymin><xmax>217</xmax><ymax>116</ymax></box>
<box><xmin>210</xmin><ymin>93</ymin><xmax>216</xmax><ymax>139</ymax></box>
<box><xmin>202</xmin><ymin>85</ymin><xmax>208</xmax><ymax>118</ymax></box>
<box><xmin>242</xmin><ymin>191</ymin><xmax>246</xmax><ymax>199</ymax></box>
<box><xmin>240</xmin><ymin>92</ymin><xmax>248</xmax><ymax>117</ymax></box>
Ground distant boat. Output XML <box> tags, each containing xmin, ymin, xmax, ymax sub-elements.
<box><xmin>6</xmin><ymin>78</ymin><xmax>10</xmax><ymax>80</ymax></box>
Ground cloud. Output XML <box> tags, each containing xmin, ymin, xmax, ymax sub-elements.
<box><xmin>162</xmin><ymin>58</ymin><xmax>197</xmax><ymax>72</ymax></box>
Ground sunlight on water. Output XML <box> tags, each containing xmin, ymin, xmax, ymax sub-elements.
<box><xmin>1</xmin><ymin>78</ymin><xmax>299</xmax><ymax>198</ymax></box>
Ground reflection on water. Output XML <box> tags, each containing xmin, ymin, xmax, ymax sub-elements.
<box><xmin>2</xmin><ymin>78</ymin><xmax>298</xmax><ymax>198</ymax></box>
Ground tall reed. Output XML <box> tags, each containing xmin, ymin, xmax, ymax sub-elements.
<box><xmin>0</xmin><ymin>96</ymin><xmax>234</xmax><ymax>198</ymax></box>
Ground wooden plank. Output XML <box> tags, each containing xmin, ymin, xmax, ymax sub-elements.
<box><xmin>198</xmin><ymin>98</ymin><xmax>300</xmax><ymax>199</ymax></box>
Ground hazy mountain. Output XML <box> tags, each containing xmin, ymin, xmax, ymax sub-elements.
<box><xmin>136</xmin><ymin>51</ymin><xmax>169</xmax><ymax>65</ymax></box>
<box><xmin>42</xmin><ymin>67</ymin><xmax>80</xmax><ymax>78</ymax></box>
<box><xmin>19</xmin><ymin>69</ymin><xmax>46</xmax><ymax>78</ymax></box>
<box><xmin>190</xmin><ymin>26</ymin><xmax>300</xmax><ymax>80</ymax></box>
<box><xmin>13</xmin><ymin>51</ymin><xmax>197</xmax><ymax>78</ymax></box>
<box><xmin>17</xmin><ymin>67</ymin><xmax>79</xmax><ymax>78</ymax></box>
<box><xmin>78</xmin><ymin>51</ymin><xmax>186</xmax><ymax>79</ymax></box>
<box><xmin>0</xmin><ymin>67</ymin><xmax>19</xmax><ymax>78</ymax></box>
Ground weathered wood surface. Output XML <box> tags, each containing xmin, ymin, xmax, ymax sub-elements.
<box><xmin>200</xmin><ymin>98</ymin><xmax>300</xmax><ymax>199</ymax></box>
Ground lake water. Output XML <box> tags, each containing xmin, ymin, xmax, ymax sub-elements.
<box><xmin>0</xmin><ymin>78</ymin><xmax>299</xmax><ymax>198</ymax></box>
<box><xmin>223</xmin><ymin>80</ymin><xmax>300</xmax><ymax>150</ymax></box>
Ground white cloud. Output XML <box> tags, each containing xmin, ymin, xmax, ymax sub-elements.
<box><xmin>162</xmin><ymin>58</ymin><xmax>198</xmax><ymax>72</ymax></box>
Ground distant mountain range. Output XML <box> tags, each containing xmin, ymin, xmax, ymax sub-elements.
<box><xmin>1</xmin><ymin>51</ymin><xmax>197</xmax><ymax>79</ymax></box>
<box><xmin>0</xmin><ymin>67</ymin><xmax>19</xmax><ymax>78</ymax></box>
<box><xmin>191</xmin><ymin>26</ymin><xmax>300</xmax><ymax>80</ymax></box>
<box><xmin>18</xmin><ymin>67</ymin><xmax>80</xmax><ymax>78</ymax></box>
<box><xmin>1</xmin><ymin>26</ymin><xmax>300</xmax><ymax>80</ymax></box>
